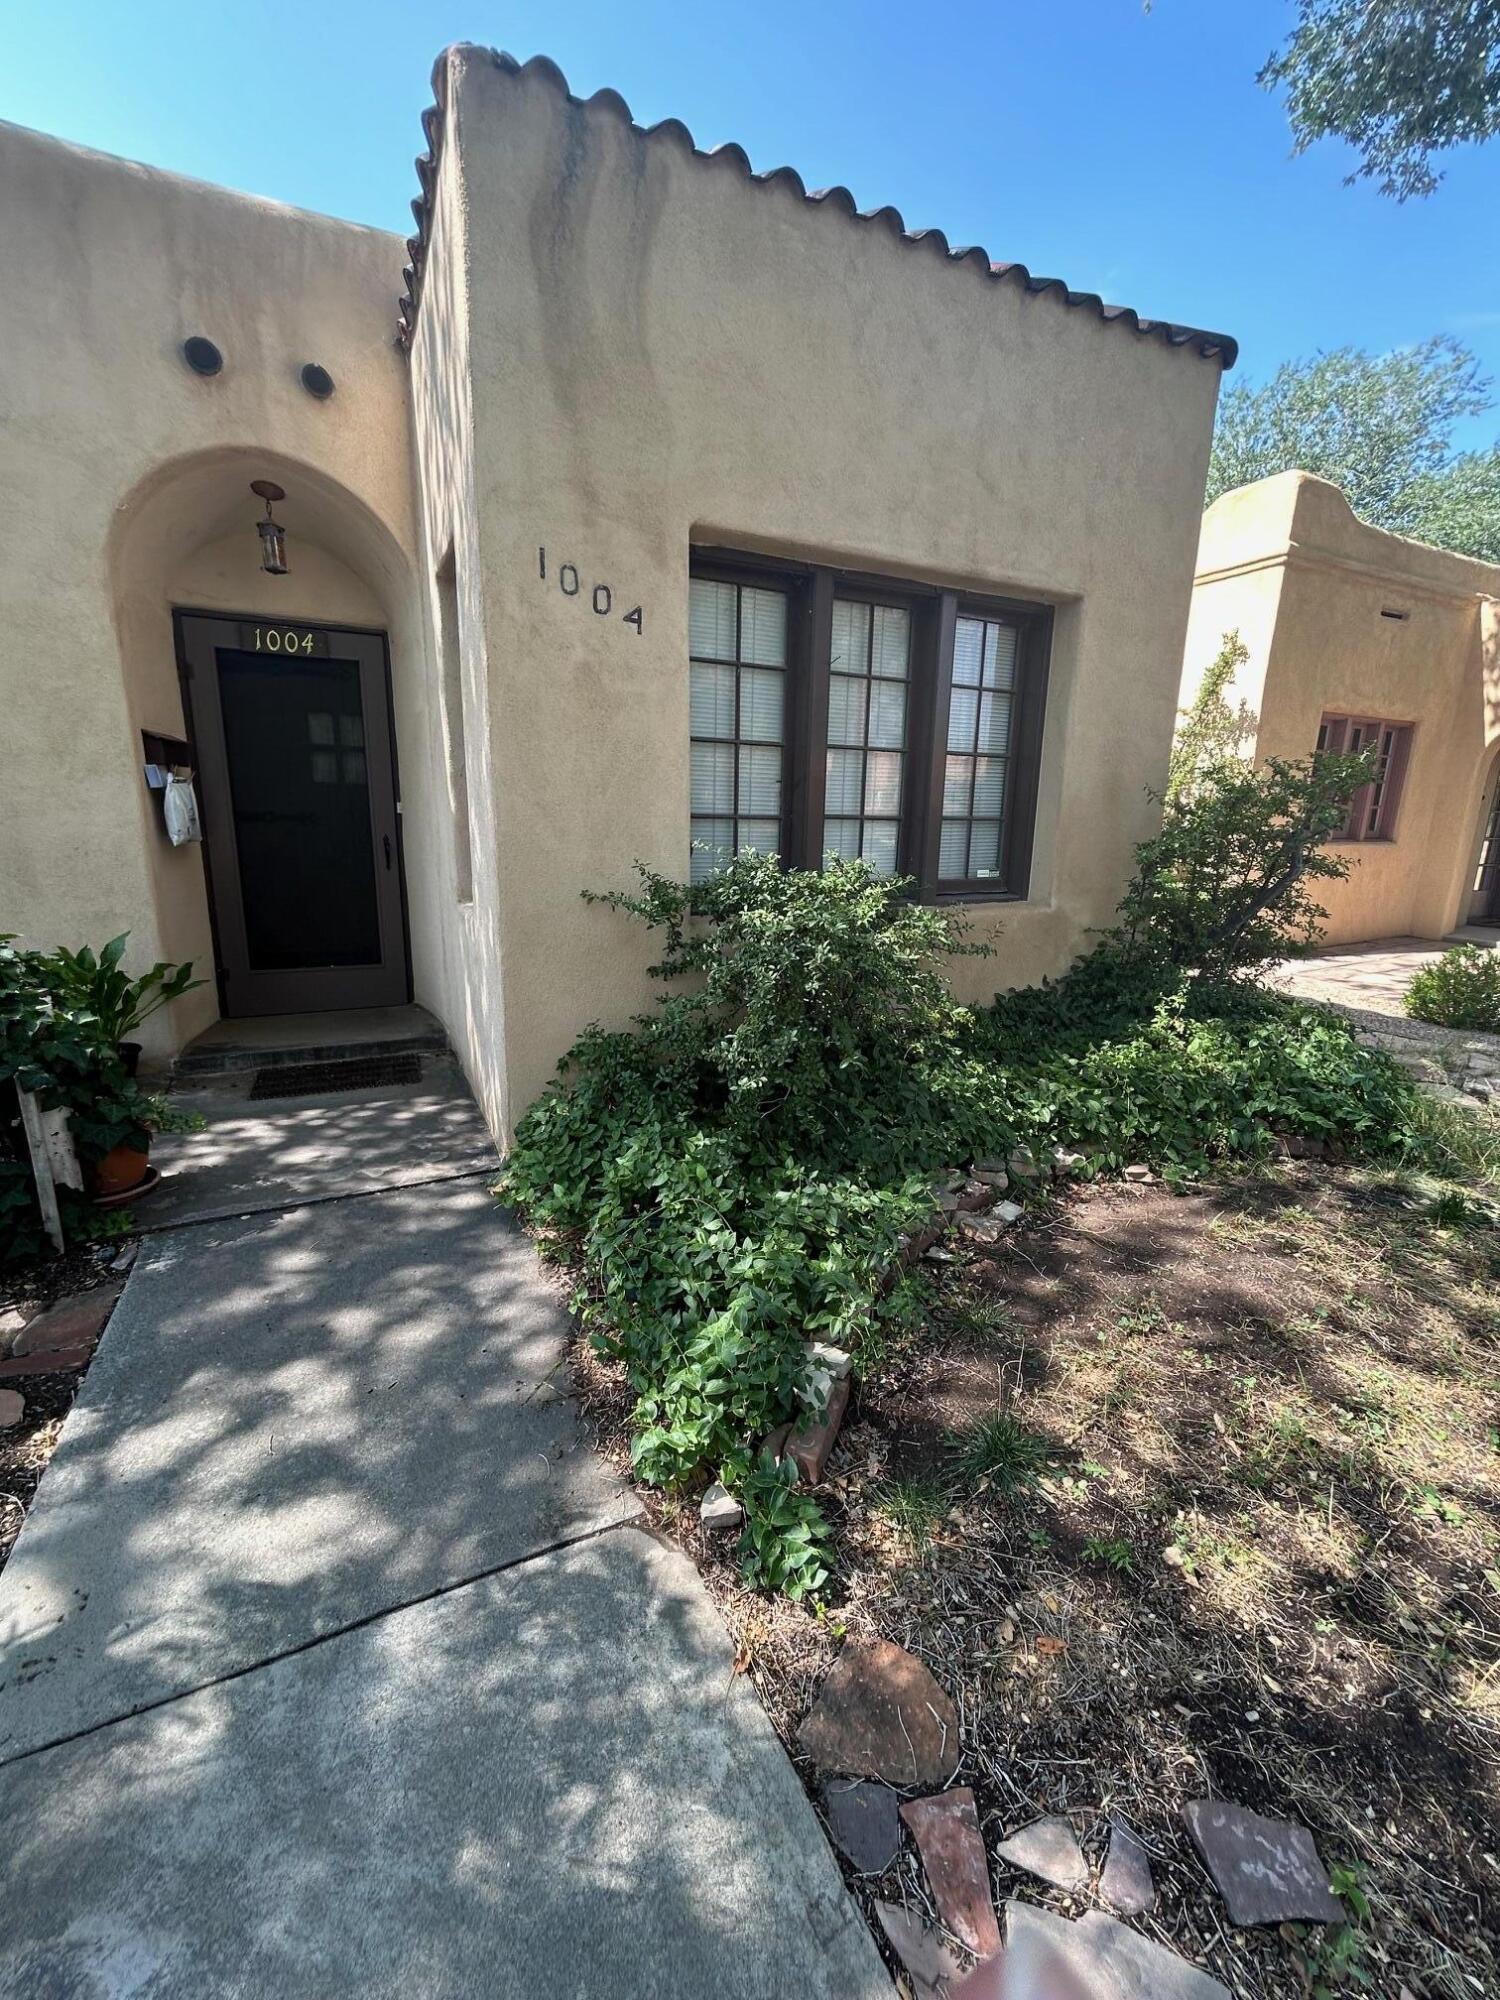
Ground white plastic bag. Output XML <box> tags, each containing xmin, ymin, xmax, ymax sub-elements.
<box><xmin>163</xmin><ymin>772</ymin><xmax>202</xmax><ymax>846</ymax></box>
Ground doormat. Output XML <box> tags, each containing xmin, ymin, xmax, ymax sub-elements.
<box><xmin>248</xmin><ymin>1052</ymin><xmax>423</xmax><ymax>1101</ymax></box>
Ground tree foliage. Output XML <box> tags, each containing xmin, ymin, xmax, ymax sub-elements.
<box><xmin>1167</xmin><ymin>631</ymin><xmax>1258</xmax><ymax>804</ymax></box>
<box><xmin>1261</xmin><ymin>0</ymin><xmax>1500</xmax><ymax>199</ymax></box>
<box><xmin>1114</xmin><ymin>747</ymin><xmax>1378</xmax><ymax>982</ymax></box>
<box><xmin>1207</xmin><ymin>338</ymin><xmax>1500</xmax><ymax>563</ymax></box>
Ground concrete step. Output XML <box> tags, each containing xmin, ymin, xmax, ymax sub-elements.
<box><xmin>172</xmin><ymin>1003</ymin><xmax>449</xmax><ymax>1080</ymax></box>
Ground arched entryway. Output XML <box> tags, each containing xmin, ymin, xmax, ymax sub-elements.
<box><xmin>1469</xmin><ymin>747</ymin><xmax>1500</xmax><ymax>928</ymax></box>
<box><xmin>107</xmin><ymin>448</ymin><xmax>423</xmax><ymax>1035</ymax></box>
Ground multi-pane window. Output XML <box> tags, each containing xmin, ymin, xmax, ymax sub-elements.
<box><xmin>939</xmin><ymin>615</ymin><xmax>1017</xmax><ymax>885</ymax></box>
<box><xmin>689</xmin><ymin>576</ymin><xmax>788</xmax><ymax>883</ymax></box>
<box><xmin>824</xmin><ymin>598</ymin><xmax>910</xmax><ymax>876</ymax></box>
<box><xmin>687</xmin><ymin>553</ymin><xmax>1051</xmax><ymax>900</ymax></box>
<box><xmin>1316</xmin><ymin>713</ymin><xmax>1413</xmax><ymax>840</ymax></box>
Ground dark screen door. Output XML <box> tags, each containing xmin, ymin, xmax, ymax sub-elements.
<box><xmin>176</xmin><ymin>612</ymin><xmax>409</xmax><ymax>1015</ymax></box>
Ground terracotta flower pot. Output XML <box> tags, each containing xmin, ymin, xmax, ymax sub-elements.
<box><xmin>91</xmin><ymin>1141</ymin><xmax>152</xmax><ymax>1199</ymax></box>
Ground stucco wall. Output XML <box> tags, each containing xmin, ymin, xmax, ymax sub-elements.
<box><xmin>406</xmin><ymin>75</ymin><xmax>512</xmax><ymax>1142</ymax></box>
<box><xmin>0</xmin><ymin>119</ymin><xmax>426</xmax><ymax>1058</ymax></box>
<box><xmin>416</xmin><ymin>49</ymin><xmax>1226</xmax><ymax>1122</ymax></box>
<box><xmin>1185</xmin><ymin>472</ymin><xmax>1500</xmax><ymax>945</ymax></box>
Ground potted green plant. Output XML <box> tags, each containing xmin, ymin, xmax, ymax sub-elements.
<box><xmin>45</xmin><ymin>934</ymin><xmax>203</xmax><ymax>1076</ymax></box>
<box><xmin>1</xmin><ymin>936</ymin><xmax>165</xmax><ymax>1209</ymax></box>
<box><xmin>67</xmin><ymin>1066</ymin><xmax>157</xmax><ymax>1200</ymax></box>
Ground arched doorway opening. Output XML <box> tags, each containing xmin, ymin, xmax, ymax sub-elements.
<box><xmin>107</xmin><ymin>448</ymin><xmax>421</xmax><ymax>1037</ymax></box>
<box><xmin>1469</xmin><ymin>746</ymin><xmax>1500</xmax><ymax>928</ymax></box>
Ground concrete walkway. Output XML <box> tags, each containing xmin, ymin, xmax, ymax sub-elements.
<box><xmin>0</xmin><ymin>1068</ymin><xmax>890</xmax><ymax>1997</ymax></box>
<box><xmin>1270</xmin><ymin>932</ymin><xmax>1496</xmax><ymax>1019</ymax></box>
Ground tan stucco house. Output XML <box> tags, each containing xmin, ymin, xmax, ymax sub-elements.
<box><xmin>1</xmin><ymin>45</ymin><xmax>1235</xmax><ymax>1141</ymax></box>
<box><xmin>1183</xmin><ymin>471</ymin><xmax>1500</xmax><ymax>948</ymax></box>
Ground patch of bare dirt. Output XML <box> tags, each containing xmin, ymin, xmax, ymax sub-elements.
<box><xmin>0</xmin><ymin>1243</ymin><xmax>126</xmax><ymax>1577</ymax></box>
<box><xmin>563</xmin><ymin>1167</ymin><xmax>1500</xmax><ymax>2000</ymax></box>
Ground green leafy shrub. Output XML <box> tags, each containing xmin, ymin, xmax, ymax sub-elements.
<box><xmin>1405</xmin><ymin>944</ymin><xmax>1500</xmax><ymax>1033</ymax></box>
<box><xmin>978</xmin><ymin>972</ymin><xmax>1419</xmax><ymax>1172</ymax></box>
<box><xmin>503</xmin><ymin>853</ymin><xmax>1427</xmax><ymax>1597</ymax></box>
<box><xmin>737</xmin><ymin>1451</ymin><xmax>834</xmax><ymax>1601</ymax></box>
<box><xmin>1166</xmin><ymin>630</ymin><xmax>1258</xmax><ymax>803</ymax></box>
<box><xmin>1</xmin><ymin>934</ymin><xmax>169</xmax><ymax>1269</ymax></box>
<box><xmin>584</xmin><ymin>851</ymin><xmax>989</xmax><ymax>1163</ymax></box>
<box><xmin>1113</xmin><ymin>746</ymin><xmax>1376</xmax><ymax>982</ymax></box>
<box><xmin>43</xmin><ymin>932</ymin><xmax>203</xmax><ymax>1047</ymax></box>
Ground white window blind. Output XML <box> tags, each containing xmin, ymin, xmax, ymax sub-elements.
<box><xmin>940</xmin><ymin>615</ymin><xmax>1017</xmax><ymax>881</ymax></box>
<box><xmin>823</xmin><ymin>598</ymin><xmax>909</xmax><ymax>876</ymax></box>
<box><xmin>689</xmin><ymin>577</ymin><xmax>788</xmax><ymax>882</ymax></box>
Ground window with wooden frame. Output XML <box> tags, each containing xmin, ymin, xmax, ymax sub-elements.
<box><xmin>689</xmin><ymin>552</ymin><xmax>1052</xmax><ymax>900</ymax></box>
<box><xmin>1315</xmin><ymin>713</ymin><xmax>1414</xmax><ymax>841</ymax></box>
<box><xmin>689</xmin><ymin>575</ymin><xmax>790</xmax><ymax>883</ymax></box>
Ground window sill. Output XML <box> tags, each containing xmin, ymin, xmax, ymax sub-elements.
<box><xmin>1328</xmin><ymin>836</ymin><xmax>1398</xmax><ymax>848</ymax></box>
<box><xmin>932</xmin><ymin>887</ymin><xmax>1026</xmax><ymax>906</ymax></box>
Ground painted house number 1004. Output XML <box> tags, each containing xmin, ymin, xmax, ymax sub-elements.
<box><xmin>538</xmin><ymin>548</ymin><xmax>643</xmax><ymax>634</ymax></box>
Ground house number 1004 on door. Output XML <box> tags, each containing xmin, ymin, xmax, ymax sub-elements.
<box><xmin>538</xmin><ymin>548</ymin><xmax>643</xmax><ymax>635</ymax></box>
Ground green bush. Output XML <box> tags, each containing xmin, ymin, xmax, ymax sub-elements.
<box><xmin>977</xmin><ymin>972</ymin><xmax>1420</xmax><ymax>1172</ymax></box>
<box><xmin>1405</xmin><ymin>944</ymin><xmax>1500</xmax><ymax>1033</ymax></box>
<box><xmin>503</xmin><ymin>855</ymin><xmax>1426</xmax><ymax>1598</ymax></box>
<box><xmin>737</xmin><ymin>1451</ymin><xmax>834</xmax><ymax>1600</ymax></box>
<box><xmin>1114</xmin><ymin>744</ymin><xmax>1376</xmax><ymax>982</ymax></box>
<box><xmin>583</xmin><ymin>851</ymin><xmax>989</xmax><ymax>1162</ymax></box>
<box><xmin>1</xmin><ymin>934</ymin><xmax>168</xmax><ymax>1269</ymax></box>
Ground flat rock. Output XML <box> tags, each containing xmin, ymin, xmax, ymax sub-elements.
<box><xmin>874</xmin><ymin>1901</ymin><xmax>959</xmax><ymax>1998</ymax></box>
<box><xmin>822</xmin><ymin>1778</ymin><xmax>901</xmax><ymax>1875</ymax></box>
<box><xmin>993</xmin><ymin>1200</ymin><xmax>1024</xmax><ymax>1225</ymax></box>
<box><xmin>996</xmin><ymin>1813</ymin><xmax>1087</xmax><ymax>1891</ymax></box>
<box><xmin>1008</xmin><ymin>1148</ymin><xmax>1041</xmax><ymax>1179</ymax></box>
<box><xmin>0</xmin><ymin>1345</ymin><xmax>92</xmax><ymax>1379</ymax></box>
<box><xmin>1182</xmin><ymin>1800</ymin><xmax>1343</xmax><ymax>1926</ymax></box>
<box><xmin>798</xmin><ymin>1638</ymin><xmax>960</xmax><ymax>1787</ymax></box>
<box><xmin>699</xmin><ymin>1482</ymin><xmax>743</xmax><ymax>1532</ymax></box>
<box><xmin>806</xmin><ymin>1341</ymin><xmax>851</xmax><ymax>1380</ymax></box>
<box><xmin>785</xmin><ymin>1374</ymin><xmax>850</xmax><ymax>1484</ymax></box>
<box><xmin>1122</xmin><ymin>1164</ymin><xmax>1153</xmax><ymax>1183</ymax></box>
<box><xmin>0</xmin><ymin>1388</ymin><xmax>23</xmax><ymax>1428</ymax></box>
<box><xmin>956</xmin><ymin>1214</ymin><xmax>1002</xmax><ymax>1244</ymax></box>
<box><xmin>899</xmin><ymin>1788</ymin><xmax>1000</xmax><ymax>1959</ymax></box>
<box><xmin>1004</xmin><ymin>1902</ymin><xmax>1228</xmax><ymax>2000</ymax></box>
<box><xmin>9</xmin><ymin>1282</ymin><xmax>121</xmax><ymax>1356</ymax></box>
<box><xmin>1098</xmin><ymin>1820</ymin><xmax>1155</xmax><ymax>1916</ymax></box>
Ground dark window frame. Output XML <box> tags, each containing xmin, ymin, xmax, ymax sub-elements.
<box><xmin>1316</xmin><ymin>711</ymin><xmax>1415</xmax><ymax>843</ymax></box>
<box><xmin>691</xmin><ymin>548</ymin><xmax>1053</xmax><ymax>902</ymax></box>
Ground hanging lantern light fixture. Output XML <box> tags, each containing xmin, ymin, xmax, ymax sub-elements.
<box><xmin>250</xmin><ymin>480</ymin><xmax>288</xmax><ymax>575</ymax></box>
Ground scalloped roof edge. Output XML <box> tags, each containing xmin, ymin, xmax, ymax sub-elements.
<box><xmin>396</xmin><ymin>44</ymin><xmax>1237</xmax><ymax>371</ymax></box>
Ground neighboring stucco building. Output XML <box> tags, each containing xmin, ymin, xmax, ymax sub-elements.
<box><xmin>1</xmin><ymin>44</ymin><xmax>1235</xmax><ymax>1141</ymax></box>
<box><xmin>1183</xmin><ymin>471</ymin><xmax>1500</xmax><ymax>948</ymax></box>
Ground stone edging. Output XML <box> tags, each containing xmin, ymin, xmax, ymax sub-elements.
<box><xmin>1297</xmin><ymin>996</ymin><xmax>1500</xmax><ymax>1105</ymax></box>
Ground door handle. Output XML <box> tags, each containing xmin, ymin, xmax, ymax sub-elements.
<box><xmin>383</xmin><ymin>833</ymin><xmax>393</xmax><ymax>871</ymax></box>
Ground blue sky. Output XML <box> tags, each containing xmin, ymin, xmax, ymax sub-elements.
<box><xmin>5</xmin><ymin>0</ymin><xmax>1497</xmax><ymax>450</ymax></box>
